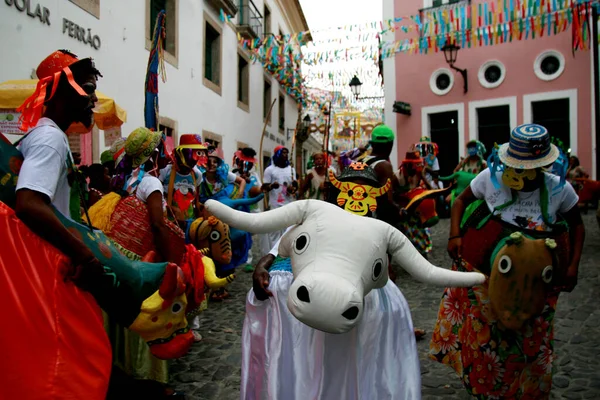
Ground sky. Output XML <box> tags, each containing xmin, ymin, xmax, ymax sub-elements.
<box><xmin>298</xmin><ymin>0</ymin><xmax>385</xmax><ymax>114</ymax></box>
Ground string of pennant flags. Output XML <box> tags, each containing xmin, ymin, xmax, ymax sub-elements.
<box><xmin>219</xmin><ymin>0</ymin><xmax>596</xmax><ymax>108</ymax></box>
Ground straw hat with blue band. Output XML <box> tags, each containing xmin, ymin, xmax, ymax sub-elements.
<box><xmin>498</xmin><ymin>124</ymin><xmax>560</xmax><ymax>170</ymax></box>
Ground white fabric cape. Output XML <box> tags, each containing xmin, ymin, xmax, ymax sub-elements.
<box><xmin>240</xmin><ymin>270</ymin><xmax>421</xmax><ymax>400</ymax></box>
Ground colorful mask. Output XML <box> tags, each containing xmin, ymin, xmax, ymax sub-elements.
<box><xmin>488</xmin><ymin>232</ymin><xmax>557</xmax><ymax>330</ymax></box>
<box><xmin>502</xmin><ymin>167</ymin><xmax>538</xmax><ymax>190</ymax></box>
<box><xmin>329</xmin><ymin>170</ymin><xmax>390</xmax><ymax>216</ymax></box>
<box><xmin>467</xmin><ymin>147</ymin><xmax>479</xmax><ymax>157</ymax></box>
<box><xmin>188</xmin><ymin>216</ymin><xmax>232</xmax><ymax>265</ymax></box>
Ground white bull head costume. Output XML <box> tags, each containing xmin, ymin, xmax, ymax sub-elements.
<box><xmin>205</xmin><ymin>199</ymin><xmax>485</xmax><ymax>333</ymax></box>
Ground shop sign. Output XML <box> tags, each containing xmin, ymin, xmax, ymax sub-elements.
<box><xmin>0</xmin><ymin>111</ymin><xmax>22</xmax><ymax>135</ymax></box>
<box><xmin>4</xmin><ymin>0</ymin><xmax>50</xmax><ymax>26</ymax></box>
<box><xmin>62</xmin><ymin>18</ymin><xmax>101</xmax><ymax>50</ymax></box>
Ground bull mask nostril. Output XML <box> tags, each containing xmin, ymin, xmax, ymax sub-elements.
<box><xmin>297</xmin><ymin>286</ymin><xmax>310</xmax><ymax>303</ymax></box>
<box><xmin>342</xmin><ymin>306</ymin><xmax>359</xmax><ymax>320</ymax></box>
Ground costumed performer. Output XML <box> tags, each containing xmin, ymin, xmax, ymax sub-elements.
<box><xmin>103</xmin><ymin>127</ymin><xmax>186</xmax><ymax>396</ymax></box>
<box><xmin>159</xmin><ymin>133</ymin><xmax>206</xmax><ymax>230</ymax></box>
<box><xmin>80</xmin><ymin>163</ymin><xmax>111</xmax><ymax>207</ymax></box>
<box><xmin>232</xmin><ymin>147</ymin><xmax>263</xmax><ymax>272</ymax></box>
<box><xmin>454</xmin><ymin>140</ymin><xmax>487</xmax><ymax>174</ymax></box>
<box><xmin>299</xmin><ymin>152</ymin><xmax>330</xmax><ymax>201</ymax></box>
<box><xmin>198</xmin><ymin>151</ymin><xmax>245</xmax><ymax>203</ymax></box>
<box><xmin>395</xmin><ymin>150</ymin><xmax>435</xmax><ymax>258</ymax></box>
<box><xmin>3</xmin><ymin>49</ymin><xmax>111</xmax><ymax>400</ymax></box>
<box><xmin>430</xmin><ymin>124</ymin><xmax>585</xmax><ymax>399</ymax></box>
<box><xmin>415</xmin><ymin>136</ymin><xmax>441</xmax><ymax>189</ymax></box>
<box><xmin>260</xmin><ymin>145</ymin><xmax>298</xmax><ymax>254</ymax></box>
<box><xmin>205</xmin><ymin>163</ymin><xmax>486</xmax><ymax>400</ymax></box>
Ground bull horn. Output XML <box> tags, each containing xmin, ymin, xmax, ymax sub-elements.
<box><xmin>328</xmin><ymin>170</ymin><xmax>343</xmax><ymax>190</ymax></box>
<box><xmin>374</xmin><ymin>178</ymin><xmax>391</xmax><ymax>197</ymax></box>
<box><xmin>386</xmin><ymin>227</ymin><xmax>486</xmax><ymax>287</ymax></box>
<box><xmin>204</xmin><ymin>199</ymin><xmax>309</xmax><ymax>234</ymax></box>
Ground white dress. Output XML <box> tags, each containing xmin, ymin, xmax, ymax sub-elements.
<box><xmin>240</xmin><ymin>258</ymin><xmax>421</xmax><ymax>400</ymax></box>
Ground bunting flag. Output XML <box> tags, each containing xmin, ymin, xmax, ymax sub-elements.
<box><xmin>144</xmin><ymin>10</ymin><xmax>167</xmax><ymax>131</ymax></box>
<box><xmin>217</xmin><ymin>0</ymin><xmax>595</xmax><ymax>122</ymax></box>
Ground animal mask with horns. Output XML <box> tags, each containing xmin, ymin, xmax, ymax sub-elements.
<box><xmin>204</xmin><ymin>199</ymin><xmax>486</xmax><ymax>334</ymax></box>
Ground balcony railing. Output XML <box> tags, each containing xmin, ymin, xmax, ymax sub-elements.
<box><xmin>237</xmin><ymin>0</ymin><xmax>263</xmax><ymax>39</ymax></box>
<box><xmin>206</xmin><ymin>0</ymin><xmax>238</xmax><ymax>18</ymax></box>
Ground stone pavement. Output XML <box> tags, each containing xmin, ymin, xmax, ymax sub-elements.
<box><xmin>170</xmin><ymin>214</ymin><xmax>600</xmax><ymax>399</ymax></box>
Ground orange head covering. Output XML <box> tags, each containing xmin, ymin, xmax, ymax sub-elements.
<box><xmin>17</xmin><ymin>50</ymin><xmax>90</xmax><ymax>132</ymax></box>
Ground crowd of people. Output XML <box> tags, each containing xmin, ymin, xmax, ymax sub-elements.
<box><xmin>0</xmin><ymin>49</ymin><xmax>590</xmax><ymax>400</ymax></box>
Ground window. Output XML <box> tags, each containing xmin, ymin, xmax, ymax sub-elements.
<box><xmin>158</xmin><ymin>116</ymin><xmax>177</xmax><ymax>150</ymax></box>
<box><xmin>148</xmin><ymin>0</ymin><xmax>178</xmax><ymax>65</ymax></box>
<box><xmin>430</xmin><ymin>68</ymin><xmax>454</xmax><ymax>96</ymax></box>
<box><xmin>278</xmin><ymin>93</ymin><xmax>285</xmax><ymax>132</ymax></box>
<box><xmin>264</xmin><ymin>4</ymin><xmax>271</xmax><ymax>35</ymax></box>
<box><xmin>429</xmin><ymin>111</ymin><xmax>459</xmax><ymax>175</ymax></box>
<box><xmin>262</xmin><ymin>152</ymin><xmax>271</xmax><ymax>172</ymax></box>
<box><xmin>69</xmin><ymin>0</ymin><xmax>100</xmax><ymax>18</ymax></box>
<box><xmin>203</xmin><ymin>131</ymin><xmax>224</xmax><ymax>158</ymax></box>
<box><xmin>532</xmin><ymin>98</ymin><xmax>570</xmax><ymax>148</ymax></box>
<box><xmin>203</xmin><ymin>14</ymin><xmax>222</xmax><ymax>95</ymax></box>
<box><xmin>263</xmin><ymin>79</ymin><xmax>272</xmax><ymax>124</ymax></box>
<box><xmin>534</xmin><ymin>50</ymin><xmax>565</xmax><ymax>81</ymax></box>
<box><xmin>477</xmin><ymin>106</ymin><xmax>511</xmax><ymax>159</ymax></box>
<box><xmin>237</xmin><ymin>52</ymin><xmax>250</xmax><ymax>111</ymax></box>
<box><xmin>478</xmin><ymin>60</ymin><xmax>506</xmax><ymax>89</ymax></box>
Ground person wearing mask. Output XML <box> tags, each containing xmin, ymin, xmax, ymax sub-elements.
<box><xmin>260</xmin><ymin>146</ymin><xmax>298</xmax><ymax>253</ymax></box>
<box><xmin>431</xmin><ymin>124</ymin><xmax>584</xmax><ymax>399</ymax></box>
<box><xmin>299</xmin><ymin>152</ymin><xmax>329</xmax><ymax>200</ymax></box>
<box><xmin>10</xmin><ymin>49</ymin><xmax>111</xmax><ymax>399</ymax></box>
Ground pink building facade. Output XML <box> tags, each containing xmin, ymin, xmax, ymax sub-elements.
<box><xmin>383</xmin><ymin>0</ymin><xmax>596</xmax><ymax>178</ymax></box>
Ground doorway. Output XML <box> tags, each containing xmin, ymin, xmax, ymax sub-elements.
<box><xmin>477</xmin><ymin>105</ymin><xmax>511</xmax><ymax>160</ymax></box>
<box><xmin>531</xmin><ymin>98</ymin><xmax>570</xmax><ymax>149</ymax></box>
<box><xmin>429</xmin><ymin>111</ymin><xmax>460</xmax><ymax>176</ymax></box>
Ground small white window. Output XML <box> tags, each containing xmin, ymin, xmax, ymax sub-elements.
<box><xmin>534</xmin><ymin>50</ymin><xmax>565</xmax><ymax>81</ymax></box>
<box><xmin>478</xmin><ymin>60</ymin><xmax>506</xmax><ymax>89</ymax></box>
<box><xmin>430</xmin><ymin>68</ymin><xmax>454</xmax><ymax>96</ymax></box>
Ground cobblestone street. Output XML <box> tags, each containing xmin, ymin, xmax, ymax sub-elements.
<box><xmin>171</xmin><ymin>214</ymin><xmax>600</xmax><ymax>399</ymax></box>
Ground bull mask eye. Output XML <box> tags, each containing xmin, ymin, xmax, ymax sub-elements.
<box><xmin>498</xmin><ymin>255</ymin><xmax>512</xmax><ymax>274</ymax></box>
<box><xmin>372</xmin><ymin>258</ymin><xmax>384</xmax><ymax>281</ymax></box>
<box><xmin>171</xmin><ymin>302</ymin><xmax>184</xmax><ymax>314</ymax></box>
<box><xmin>294</xmin><ymin>233</ymin><xmax>310</xmax><ymax>255</ymax></box>
<box><xmin>209</xmin><ymin>230</ymin><xmax>221</xmax><ymax>242</ymax></box>
<box><xmin>542</xmin><ymin>265</ymin><xmax>553</xmax><ymax>283</ymax></box>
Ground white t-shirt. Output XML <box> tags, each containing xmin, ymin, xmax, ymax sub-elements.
<box><xmin>470</xmin><ymin>168</ymin><xmax>579</xmax><ymax>231</ymax></box>
<box><xmin>158</xmin><ymin>164</ymin><xmax>203</xmax><ymax>194</ymax></box>
<box><xmin>263</xmin><ymin>165</ymin><xmax>296</xmax><ymax>209</ymax></box>
<box><xmin>134</xmin><ymin>174</ymin><xmax>164</xmax><ymax>203</ymax></box>
<box><xmin>16</xmin><ymin>118</ymin><xmax>72</xmax><ymax>217</ymax></box>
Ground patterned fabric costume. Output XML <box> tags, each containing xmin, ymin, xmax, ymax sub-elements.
<box><xmin>430</xmin><ymin>124</ymin><xmax>577</xmax><ymax>399</ymax></box>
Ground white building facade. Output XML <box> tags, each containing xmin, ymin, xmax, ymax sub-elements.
<box><xmin>1</xmin><ymin>0</ymin><xmax>309</xmax><ymax>169</ymax></box>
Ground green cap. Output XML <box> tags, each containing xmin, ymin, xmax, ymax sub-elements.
<box><xmin>100</xmin><ymin>150</ymin><xmax>113</xmax><ymax>164</ymax></box>
<box><xmin>370</xmin><ymin>125</ymin><xmax>395</xmax><ymax>144</ymax></box>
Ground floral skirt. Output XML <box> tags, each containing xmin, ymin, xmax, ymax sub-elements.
<box><xmin>429</xmin><ymin>259</ymin><xmax>557</xmax><ymax>399</ymax></box>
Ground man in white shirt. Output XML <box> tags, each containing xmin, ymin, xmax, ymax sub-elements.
<box><xmin>16</xmin><ymin>50</ymin><xmax>105</xmax><ymax>287</ymax></box>
<box><xmin>260</xmin><ymin>145</ymin><xmax>298</xmax><ymax>254</ymax></box>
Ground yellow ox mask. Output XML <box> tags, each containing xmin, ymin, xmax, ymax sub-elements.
<box><xmin>502</xmin><ymin>167</ymin><xmax>538</xmax><ymax>190</ymax></box>
<box><xmin>328</xmin><ymin>170</ymin><xmax>391</xmax><ymax>216</ymax></box>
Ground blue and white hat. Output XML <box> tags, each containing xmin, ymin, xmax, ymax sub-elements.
<box><xmin>498</xmin><ymin>124</ymin><xmax>559</xmax><ymax>169</ymax></box>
